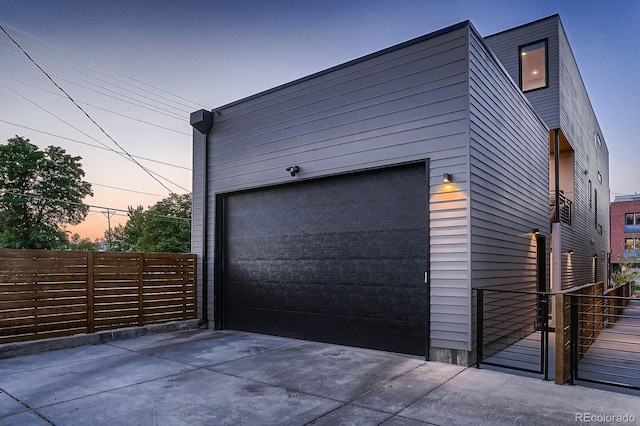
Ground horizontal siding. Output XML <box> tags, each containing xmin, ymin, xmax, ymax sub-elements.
<box><xmin>484</xmin><ymin>16</ymin><xmax>560</xmax><ymax>129</ymax></box>
<box><xmin>204</xmin><ymin>26</ymin><xmax>472</xmax><ymax>352</ymax></box>
<box><xmin>468</xmin><ymin>27</ymin><xmax>549</xmax><ymax>351</ymax></box>
<box><xmin>557</xmin><ymin>21</ymin><xmax>610</xmax><ymax>289</ymax></box>
<box><xmin>469</xmin><ymin>28</ymin><xmax>549</xmax><ymax>286</ymax></box>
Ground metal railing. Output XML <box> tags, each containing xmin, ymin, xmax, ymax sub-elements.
<box><xmin>475</xmin><ymin>288</ymin><xmax>550</xmax><ymax>380</ymax></box>
<box><xmin>568</xmin><ymin>291</ymin><xmax>640</xmax><ymax>390</ymax></box>
<box><xmin>550</xmin><ymin>190</ymin><xmax>572</xmax><ymax>225</ymax></box>
<box><xmin>477</xmin><ymin>284</ymin><xmax>640</xmax><ymax>391</ymax></box>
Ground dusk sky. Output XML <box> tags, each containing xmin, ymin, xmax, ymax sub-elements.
<box><xmin>1</xmin><ymin>0</ymin><xmax>639</xmax><ymax>240</ymax></box>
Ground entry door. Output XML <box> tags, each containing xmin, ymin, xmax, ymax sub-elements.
<box><xmin>221</xmin><ymin>163</ymin><xmax>429</xmax><ymax>355</ymax></box>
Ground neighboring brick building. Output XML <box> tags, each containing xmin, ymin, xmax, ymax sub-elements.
<box><xmin>611</xmin><ymin>194</ymin><xmax>640</xmax><ymax>268</ymax></box>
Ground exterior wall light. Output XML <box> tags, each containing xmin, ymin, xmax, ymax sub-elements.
<box><xmin>533</xmin><ymin>228</ymin><xmax>540</xmax><ymax>235</ymax></box>
<box><xmin>568</xmin><ymin>250</ymin><xmax>574</xmax><ymax>255</ymax></box>
<box><xmin>443</xmin><ymin>173</ymin><xmax>453</xmax><ymax>183</ymax></box>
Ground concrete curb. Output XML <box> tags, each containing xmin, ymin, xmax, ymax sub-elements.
<box><xmin>0</xmin><ymin>319</ymin><xmax>201</xmax><ymax>360</ymax></box>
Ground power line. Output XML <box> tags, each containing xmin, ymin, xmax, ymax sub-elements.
<box><xmin>16</xmin><ymin>55</ymin><xmax>194</xmax><ymax>114</ymax></box>
<box><xmin>0</xmin><ymin>119</ymin><xmax>190</xmax><ymax>170</ymax></box>
<box><xmin>2</xmin><ymin>190</ymin><xmax>191</xmax><ymax>223</ymax></box>
<box><xmin>0</xmin><ymin>71</ymin><xmax>191</xmax><ymax>132</ymax></box>
<box><xmin>0</xmin><ymin>56</ymin><xmax>189</xmax><ymax>119</ymax></box>
<box><xmin>91</xmin><ymin>182</ymin><xmax>165</xmax><ymax>197</ymax></box>
<box><xmin>1</xmin><ymin>25</ymin><xmax>178</xmax><ymax>194</ymax></box>
<box><xmin>0</xmin><ymin>71</ymin><xmax>189</xmax><ymax>129</ymax></box>
<box><xmin>0</xmin><ymin>82</ymin><xmax>189</xmax><ymax>193</ymax></box>
<box><xmin>0</xmin><ymin>22</ymin><xmax>208</xmax><ymax>110</ymax></box>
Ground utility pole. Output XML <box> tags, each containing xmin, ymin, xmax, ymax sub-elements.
<box><xmin>102</xmin><ymin>209</ymin><xmax>116</xmax><ymax>250</ymax></box>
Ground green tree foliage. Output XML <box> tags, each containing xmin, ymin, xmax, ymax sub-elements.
<box><xmin>106</xmin><ymin>194</ymin><xmax>191</xmax><ymax>253</ymax></box>
<box><xmin>103</xmin><ymin>223</ymin><xmax>126</xmax><ymax>251</ymax></box>
<box><xmin>0</xmin><ymin>136</ymin><xmax>92</xmax><ymax>249</ymax></box>
<box><xmin>68</xmin><ymin>233</ymin><xmax>97</xmax><ymax>251</ymax></box>
<box><xmin>121</xmin><ymin>205</ymin><xmax>145</xmax><ymax>250</ymax></box>
<box><xmin>611</xmin><ymin>255</ymin><xmax>640</xmax><ymax>288</ymax></box>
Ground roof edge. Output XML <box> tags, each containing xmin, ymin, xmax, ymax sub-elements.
<box><xmin>207</xmin><ymin>20</ymin><xmax>471</xmax><ymax>113</ymax></box>
<box><xmin>485</xmin><ymin>13</ymin><xmax>560</xmax><ymax>39</ymax></box>
<box><xmin>467</xmin><ymin>22</ymin><xmax>549</xmax><ymax>131</ymax></box>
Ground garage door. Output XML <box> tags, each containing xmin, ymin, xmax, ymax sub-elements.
<box><xmin>221</xmin><ymin>163</ymin><xmax>429</xmax><ymax>355</ymax></box>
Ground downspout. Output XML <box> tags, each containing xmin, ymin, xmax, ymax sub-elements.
<box><xmin>190</xmin><ymin>109</ymin><xmax>213</xmax><ymax>327</ymax></box>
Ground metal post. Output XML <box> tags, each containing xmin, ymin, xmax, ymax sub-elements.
<box><xmin>553</xmin><ymin>129</ymin><xmax>560</xmax><ymax>223</ymax></box>
<box><xmin>542</xmin><ymin>293</ymin><xmax>549</xmax><ymax>380</ymax></box>
<box><xmin>570</xmin><ymin>295</ymin><xmax>579</xmax><ymax>385</ymax></box>
<box><xmin>476</xmin><ymin>289</ymin><xmax>484</xmax><ymax>368</ymax></box>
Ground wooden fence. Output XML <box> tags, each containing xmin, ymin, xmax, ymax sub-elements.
<box><xmin>0</xmin><ymin>249</ymin><xmax>196</xmax><ymax>344</ymax></box>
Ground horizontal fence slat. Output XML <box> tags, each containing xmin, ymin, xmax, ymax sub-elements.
<box><xmin>0</xmin><ymin>249</ymin><xmax>195</xmax><ymax>343</ymax></box>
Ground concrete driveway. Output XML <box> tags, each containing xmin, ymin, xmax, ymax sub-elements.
<box><xmin>1</xmin><ymin>329</ymin><xmax>639</xmax><ymax>425</ymax></box>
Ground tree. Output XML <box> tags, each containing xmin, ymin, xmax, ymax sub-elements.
<box><xmin>611</xmin><ymin>255</ymin><xmax>640</xmax><ymax>289</ymax></box>
<box><xmin>0</xmin><ymin>136</ymin><xmax>93</xmax><ymax>249</ymax></box>
<box><xmin>68</xmin><ymin>233</ymin><xmax>97</xmax><ymax>251</ymax></box>
<box><xmin>137</xmin><ymin>193</ymin><xmax>191</xmax><ymax>253</ymax></box>
<box><xmin>122</xmin><ymin>205</ymin><xmax>145</xmax><ymax>250</ymax></box>
<box><xmin>105</xmin><ymin>194</ymin><xmax>191</xmax><ymax>253</ymax></box>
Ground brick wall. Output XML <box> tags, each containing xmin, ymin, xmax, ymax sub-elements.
<box><xmin>610</xmin><ymin>200</ymin><xmax>640</xmax><ymax>262</ymax></box>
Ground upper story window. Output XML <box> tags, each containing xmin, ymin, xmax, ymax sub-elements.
<box><xmin>625</xmin><ymin>213</ymin><xmax>640</xmax><ymax>225</ymax></box>
<box><xmin>519</xmin><ymin>40</ymin><xmax>548</xmax><ymax>92</ymax></box>
<box><xmin>594</xmin><ymin>133</ymin><xmax>602</xmax><ymax>149</ymax></box>
<box><xmin>624</xmin><ymin>212</ymin><xmax>640</xmax><ymax>234</ymax></box>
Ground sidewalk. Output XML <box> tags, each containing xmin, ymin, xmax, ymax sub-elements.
<box><xmin>1</xmin><ymin>329</ymin><xmax>638</xmax><ymax>425</ymax></box>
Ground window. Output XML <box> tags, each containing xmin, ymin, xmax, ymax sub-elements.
<box><xmin>588</xmin><ymin>180</ymin><xmax>592</xmax><ymax>210</ymax></box>
<box><xmin>625</xmin><ymin>238</ymin><xmax>640</xmax><ymax>251</ymax></box>
<box><xmin>597</xmin><ymin>171</ymin><xmax>602</xmax><ymax>184</ymax></box>
<box><xmin>594</xmin><ymin>133</ymin><xmax>602</xmax><ymax>149</ymax></box>
<box><xmin>627</xmin><ymin>213</ymin><xmax>635</xmax><ymax>225</ymax></box>
<box><xmin>625</xmin><ymin>238</ymin><xmax>635</xmax><ymax>251</ymax></box>
<box><xmin>519</xmin><ymin>40</ymin><xmax>548</xmax><ymax>92</ymax></box>
<box><xmin>594</xmin><ymin>189</ymin><xmax>598</xmax><ymax>229</ymax></box>
<box><xmin>625</xmin><ymin>213</ymin><xmax>640</xmax><ymax>225</ymax></box>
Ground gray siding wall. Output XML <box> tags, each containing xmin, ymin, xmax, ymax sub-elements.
<box><xmin>557</xmin><ymin>21</ymin><xmax>611</xmax><ymax>288</ymax></box>
<box><xmin>467</xmin><ymin>27</ymin><xmax>549</xmax><ymax>351</ymax></box>
<box><xmin>485</xmin><ymin>15</ymin><xmax>611</xmax><ymax>289</ymax></box>
<box><xmin>484</xmin><ymin>16</ymin><xmax>560</xmax><ymax>130</ymax></box>
<box><xmin>468</xmin><ymin>28</ymin><xmax>549</xmax><ymax>290</ymax></box>
<box><xmin>196</xmin><ymin>25</ymin><xmax>473</xmax><ymax>350</ymax></box>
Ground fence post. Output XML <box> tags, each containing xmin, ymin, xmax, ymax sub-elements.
<box><xmin>138</xmin><ymin>253</ymin><xmax>144</xmax><ymax>326</ymax></box>
<box><xmin>555</xmin><ymin>292</ymin><xmax>566</xmax><ymax>384</ymax></box>
<box><xmin>87</xmin><ymin>251</ymin><xmax>94</xmax><ymax>333</ymax></box>
<box><xmin>476</xmin><ymin>289</ymin><xmax>483</xmax><ymax>368</ymax></box>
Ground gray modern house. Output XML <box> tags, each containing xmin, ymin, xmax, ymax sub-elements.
<box><xmin>190</xmin><ymin>15</ymin><xmax>609</xmax><ymax>365</ymax></box>
<box><xmin>485</xmin><ymin>15</ymin><xmax>610</xmax><ymax>296</ymax></box>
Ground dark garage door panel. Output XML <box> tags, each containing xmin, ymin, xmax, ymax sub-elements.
<box><xmin>222</xmin><ymin>163</ymin><xmax>428</xmax><ymax>355</ymax></box>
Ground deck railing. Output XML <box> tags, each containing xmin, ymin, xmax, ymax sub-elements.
<box><xmin>550</xmin><ymin>190</ymin><xmax>572</xmax><ymax>225</ymax></box>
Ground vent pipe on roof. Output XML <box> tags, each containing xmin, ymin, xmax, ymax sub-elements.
<box><xmin>190</xmin><ymin>110</ymin><xmax>213</xmax><ymax>328</ymax></box>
